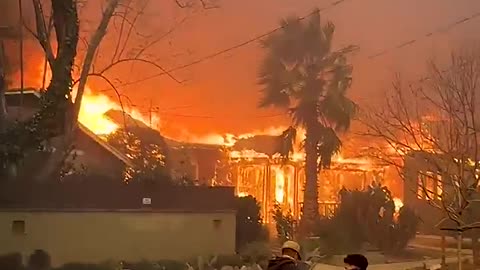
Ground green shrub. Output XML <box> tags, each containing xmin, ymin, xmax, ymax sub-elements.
<box><xmin>236</xmin><ymin>196</ymin><xmax>269</xmax><ymax>250</ymax></box>
<box><xmin>314</xmin><ymin>186</ymin><xmax>420</xmax><ymax>255</ymax></box>
<box><xmin>272</xmin><ymin>204</ymin><xmax>296</xmax><ymax>243</ymax></box>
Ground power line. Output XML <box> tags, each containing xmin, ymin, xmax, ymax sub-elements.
<box><xmin>100</xmin><ymin>5</ymin><xmax>480</xmax><ymax>93</ymax></box>
<box><xmin>99</xmin><ymin>0</ymin><xmax>352</xmax><ymax>92</ymax></box>
<box><xmin>128</xmin><ymin>103</ymin><xmax>285</xmax><ymax>119</ymax></box>
<box><xmin>102</xmin><ymin>5</ymin><xmax>480</xmax><ymax>119</ymax></box>
<box><xmin>158</xmin><ymin>113</ymin><xmax>285</xmax><ymax>119</ymax></box>
<box><xmin>368</xmin><ymin>11</ymin><xmax>480</xmax><ymax>59</ymax></box>
<box><xmin>128</xmin><ymin>102</ymin><xmax>285</xmax><ymax>119</ymax></box>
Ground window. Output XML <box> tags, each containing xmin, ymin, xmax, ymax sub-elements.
<box><xmin>12</xmin><ymin>220</ymin><xmax>25</xmax><ymax>235</ymax></box>
<box><xmin>213</xmin><ymin>219</ymin><xmax>222</xmax><ymax>230</ymax></box>
<box><xmin>417</xmin><ymin>171</ymin><xmax>443</xmax><ymax>200</ymax></box>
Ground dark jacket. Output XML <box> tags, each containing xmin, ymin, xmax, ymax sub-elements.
<box><xmin>267</xmin><ymin>256</ymin><xmax>298</xmax><ymax>270</ymax></box>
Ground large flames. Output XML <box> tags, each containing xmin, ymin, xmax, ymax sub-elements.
<box><xmin>78</xmin><ymin>89</ymin><xmax>119</xmax><ymax>135</ymax></box>
<box><xmin>30</xmin><ymin>64</ymin><xmax>405</xmax><ymax>217</ymax></box>
<box><xmin>36</xmin><ymin>64</ymin><xmax>159</xmax><ymax>135</ymax></box>
<box><xmin>77</xmin><ymin>88</ymin><xmax>160</xmax><ymax>135</ymax></box>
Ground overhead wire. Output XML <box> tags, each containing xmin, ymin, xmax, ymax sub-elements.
<box><xmin>368</xmin><ymin>10</ymin><xmax>480</xmax><ymax>59</ymax></box>
<box><xmin>99</xmin><ymin>0</ymin><xmax>353</xmax><ymax>92</ymax></box>
<box><xmin>102</xmin><ymin>4</ymin><xmax>480</xmax><ymax>119</ymax></box>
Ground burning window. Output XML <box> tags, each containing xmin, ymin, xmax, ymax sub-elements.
<box><xmin>237</xmin><ymin>165</ymin><xmax>265</xmax><ymax>201</ymax></box>
<box><xmin>417</xmin><ymin>171</ymin><xmax>443</xmax><ymax>200</ymax></box>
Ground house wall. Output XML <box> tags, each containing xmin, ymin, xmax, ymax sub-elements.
<box><xmin>0</xmin><ymin>211</ymin><xmax>235</xmax><ymax>266</ymax></box>
<box><xmin>403</xmin><ymin>154</ymin><xmax>447</xmax><ymax>235</ymax></box>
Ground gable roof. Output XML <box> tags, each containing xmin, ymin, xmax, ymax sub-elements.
<box><xmin>77</xmin><ymin>123</ymin><xmax>133</xmax><ymax>167</ymax></box>
<box><xmin>4</xmin><ymin>89</ymin><xmax>133</xmax><ymax>167</ymax></box>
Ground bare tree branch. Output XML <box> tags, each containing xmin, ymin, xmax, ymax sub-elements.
<box><xmin>72</xmin><ymin>0</ymin><xmax>122</xmax><ymax>131</ymax></box>
<box><xmin>31</xmin><ymin>0</ymin><xmax>55</xmax><ymax>66</ymax></box>
<box><xmin>362</xmin><ymin>49</ymin><xmax>480</xmax><ymax>235</ymax></box>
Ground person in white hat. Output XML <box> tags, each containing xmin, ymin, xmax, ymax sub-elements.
<box><xmin>267</xmin><ymin>241</ymin><xmax>302</xmax><ymax>270</ymax></box>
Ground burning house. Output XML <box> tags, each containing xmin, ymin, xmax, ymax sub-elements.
<box><xmin>3</xmin><ymin>82</ymin><xmax>404</xmax><ymax>222</ymax></box>
<box><xmin>224</xmin><ymin>129</ymin><xmax>403</xmax><ymax>222</ymax></box>
<box><xmin>101</xmin><ymin>110</ymin><xmax>405</xmax><ymax>222</ymax></box>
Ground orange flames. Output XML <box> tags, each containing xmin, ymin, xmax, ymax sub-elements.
<box><xmin>36</xmin><ymin>64</ymin><xmax>159</xmax><ymax>135</ymax></box>
<box><xmin>77</xmin><ymin>88</ymin><xmax>119</xmax><ymax>135</ymax></box>
<box><xmin>75</xmin><ymin>87</ymin><xmax>161</xmax><ymax>135</ymax></box>
<box><xmin>393</xmin><ymin>197</ymin><xmax>404</xmax><ymax>212</ymax></box>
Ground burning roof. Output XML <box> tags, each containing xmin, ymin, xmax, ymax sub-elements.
<box><xmin>232</xmin><ymin>135</ymin><xmax>285</xmax><ymax>157</ymax></box>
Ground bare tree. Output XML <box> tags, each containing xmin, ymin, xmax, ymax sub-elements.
<box><xmin>362</xmin><ymin>49</ymin><xmax>480</xmax><ymax>269</ymax></box>
<box><xmin>24</xmin><ymin>0</ymin><xmax>213</xmax><ymax>180</ymax></box>
<box><xmin>0</xmin><ymin>40</ymin><xmax>8</xmax><ymax>133</ymax></box>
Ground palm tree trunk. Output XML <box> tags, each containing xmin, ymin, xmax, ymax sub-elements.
<box><xmin>300</xmin><ymin>123</ymin><xmax>319</xmax><ymax>235</ymax></box>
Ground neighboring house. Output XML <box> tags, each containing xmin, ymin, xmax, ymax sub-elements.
<box><xmin>4</xmin><ymin>90</ymin><xmax>132</xmax><ymax>179</ymax></box>
<box><xmin>402</xmin><ymin>151</ymin><xmax>480</xmax><ymax>235</ymax></box>
<box><xmin>403</xmin><ymin>151</ymin><xmax>445</xmax><ymax>234</ymax></box>
<box><xmin>105</xmin><ymin>109</ymin><xmax>223</xmax><ymax>185</ymax></box>
<box><xmin>0</xmin><ymin>182</ymin><xmax>236</xmax><ymax>266</ymax></box>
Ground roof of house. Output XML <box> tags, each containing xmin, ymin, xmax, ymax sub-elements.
<box><xmin>4</xmin><ymin>89</ymin><xmax>133</xmax><ymax>167</ymax></box>
<box><xmin>105</xmin><ymin>109</ymin><xmax>222</xmax><ymax>149</ymax></box>
<box><xmin>77</xmin><ymin>123</ymin><xmax>132</xmax><ymax>166</ymax></box>
<box><xmin>0</xmin><ymin>181</ymin><xmax>236</xmax><ymax>213</ymax></box>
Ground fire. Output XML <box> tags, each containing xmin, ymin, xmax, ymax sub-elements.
<box><xmin>273</xmin><ymin>166</ymin><xmax>285</xmax><ymax>203</ymax></box>
<box><xmin>393</xmin><ymin>197</ymin><xmax>403</xmax><ymax>212</ymax></box>
<box><xmin>78</xmin><ymin>88</ymin><xmax>119</xmax><ymax>135</ymax></box>
<box><xmin>237</xmin><ymin>192</ymin><xmax>249</xmax><ymax>197</ymax></box>
<box><xmin>77</xmin><ymin>89</ymin><xmax>160</xmax><ymax>135</ymax></box>
<box><xmin>179</xmin><ymin>126</ymin><xmax>291</xmax><ymax>146</ymax></box>
<box><xmin>35</xmin><ymin>63</ymin><xmax>160</xmax><ymax>136</ymax></box>
<box><xmin>178</xmin><ymin>133</ymin><xmax>237</xmax><ymax>146</ymax></box>
<box><xmin>230</xmin><ymin>150</ymin><xmax>269</xmax><ymax>160</ymax></box>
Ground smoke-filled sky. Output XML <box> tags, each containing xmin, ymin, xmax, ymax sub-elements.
<box><xmin>2</xmin><ymin>0</ymin><xmax>480</xmax><ymax>138</ymax></box>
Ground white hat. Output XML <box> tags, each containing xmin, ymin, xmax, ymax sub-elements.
<box><xmin>282</xmin><ymin>240</ymin><xmax>301</xmax><ymax>258</ymax></box>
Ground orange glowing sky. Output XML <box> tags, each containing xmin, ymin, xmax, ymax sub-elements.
<box><xmin>9</xmin><ymin>0</ymin><xmax>480</xmax><ymax>138</ymax></box>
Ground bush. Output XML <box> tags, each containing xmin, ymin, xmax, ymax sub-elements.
<box><xmin>315</xmin><ymin>186</ymin><xmax>420</xmax><ymax>254</ymax></box>
<box><xmin>28</xmin><ymin>249</ymin><xmax>51</xmax><ymax>270</ymax></box>
<box><xmin>0</xmin><ymin>253</ymin><xmax>23</xmax><ymax>270</ymax></box>
<box><xmin>236</xmin><ymin>196</ymin><xmax>269</xmax><ymax>250</ymax></box>
<box><xmin>271</xmin><ymin>204</ymin><xmax>296</xmax><ymax>243</ymax></box>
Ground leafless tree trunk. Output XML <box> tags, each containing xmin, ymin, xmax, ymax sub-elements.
<box><xmin>35</xmin><ymin>0</ymin><xmax>121</xmax><ymax>181</ymax></box>
<box><xmin>0</xmin><ymin>41</ymin><xmax>7</xmax><ymax>133</ymax></box>
<box><xmin>12</xmin><ymin>0</ymin><xmax>213</xmax><ymax>180</ymax></box>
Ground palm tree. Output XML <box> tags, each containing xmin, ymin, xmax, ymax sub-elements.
<box><xmin>258</xmin><ymin>10</ymin><xmax>357</xmax><ymax>234</ymax></box>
